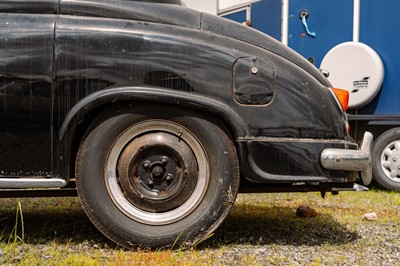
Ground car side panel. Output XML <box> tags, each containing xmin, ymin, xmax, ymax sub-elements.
<box><xmin>0</xmin><ymin>14</ymin><xmax>55</xmax><ymax>176</ymax></box>
<box><xmin>53</xmin><ymin>16</ymin><xmax>348</xmax><ymax>182</ymax></box>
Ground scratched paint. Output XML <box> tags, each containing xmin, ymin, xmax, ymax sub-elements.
<box><xmin>0</xmin><ymin>0</ymin><xmax>351</xmax><ymax>184</ymax></box>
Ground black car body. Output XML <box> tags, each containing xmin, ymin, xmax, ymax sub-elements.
<box><xmin>0</xmin><ymin>0</ymin><xmax>372</xmax><ymax>248</ymax></box>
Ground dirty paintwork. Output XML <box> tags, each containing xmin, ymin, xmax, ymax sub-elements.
<box><xmin>1</xmin><ymin>0</ymin><xmax>353</xmax><ymax>184</ymax></box>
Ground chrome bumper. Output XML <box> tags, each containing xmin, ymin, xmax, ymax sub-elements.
<box><xmin>321</xmin><ymin>132</ymin><xmax>373</xmax><ymax>185</ymax></box>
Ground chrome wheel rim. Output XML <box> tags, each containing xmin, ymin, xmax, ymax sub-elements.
<box><xmin>105</xmin><ymin>120</ymin><xmax>209</xmax><ymax>225</ymax></box>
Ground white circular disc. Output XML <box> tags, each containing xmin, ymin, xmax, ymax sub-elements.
<box><xmin>320</xmin><ymin>42</ymin><xmax>384</xmax><ymax>109</ymax></box>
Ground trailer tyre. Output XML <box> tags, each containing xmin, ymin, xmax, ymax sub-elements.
<box><xmin>372</xmin><ymin>127</ymin><xmax>400</xmax><ymax>191</ymax></box>
<box><xmin>75</xmin><ymin>105</ymin><xmax>239</xmax><ymax>248</ymax></box>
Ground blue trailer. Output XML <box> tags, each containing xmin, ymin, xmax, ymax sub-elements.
<box><xmin>219</xmin><ymin>0</ymin><xmax>400</xmax><ymax>191</ymax></box>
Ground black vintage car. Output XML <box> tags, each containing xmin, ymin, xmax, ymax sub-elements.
<box><xmin>0</xmin><ymin>0</ymin><xmax>372</xmax><ymax>248</ymax></box>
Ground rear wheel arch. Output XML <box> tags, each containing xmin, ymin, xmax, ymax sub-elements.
<box><xmin>59</xmin><ymin>88</ymin><xmax>243</xmax><ymax>180</ymax></box>
<box><xmin>66</xmin><ymin>103</ymin><xmax>238</xmax><ymax>167</ymax></box>
<box><xmin>59</xmin><ymin>87</ymin><xmax>244</xmax><ymax>142</ymax></box>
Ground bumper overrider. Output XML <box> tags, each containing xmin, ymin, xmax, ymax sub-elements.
<box><xmin>321</xmin><ymin>132</ymin><xmax>373</xmax><ymax>185</ymax></box>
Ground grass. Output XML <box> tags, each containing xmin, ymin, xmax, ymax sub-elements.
<box><xmin>0</xmin><ymin>189</ymin><xmax>399</xmax><ymax>265</ymax></box>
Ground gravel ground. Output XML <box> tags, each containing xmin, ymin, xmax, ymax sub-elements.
<box><xmin>0</xmin><ymin>193</ymin><xmax>399</xmax><ymax>265</ymax></box>
<box><xmin>206</xmin><ymin>222</ymin><xmax>400</xmax><ymax>265</ymax></box>
<box><xmin>2</xmin><ymin>222</ymin><xmax>398</xmax><ymax>265</ymax></box>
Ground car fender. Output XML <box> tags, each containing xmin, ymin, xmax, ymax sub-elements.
<box><xmin>59</xmin><ymin>86</ymin><xmax>246</xmax><ymax>143</ymax></box>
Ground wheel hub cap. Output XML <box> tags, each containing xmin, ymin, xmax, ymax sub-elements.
<box><xmin>381</xmin><ymin>140</ymin><xmax>400</xmax><ymax>182</ymax></box>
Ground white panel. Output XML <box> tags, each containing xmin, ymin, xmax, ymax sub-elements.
<box><xmin>182</xmin><ymin>0</ymin><xmax>218</xmax><ymax>15</ymax></box>
<box><xmin>219</xmin><ymin>0</ymin><xmax>250</xmax><ymax>10</ymax></box>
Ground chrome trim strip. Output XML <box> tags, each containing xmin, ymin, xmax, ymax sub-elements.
<box><xmin>238</xmin><ymin>137</ymin><xmax>352</xmax><ymax>144</ymax></box>
<box><xmin>0</xmin><ymin>178</ymin><xmax>67</xmax><ymax>189</ymax></box>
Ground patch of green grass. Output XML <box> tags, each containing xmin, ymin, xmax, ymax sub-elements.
<box><xmin>0</xmin><ymin>190</ymin><xmax>399</xmax><ymax>265</ymax></box>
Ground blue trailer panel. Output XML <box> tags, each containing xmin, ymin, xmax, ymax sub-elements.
<box><xmin>221</xmin><ymin>0</ymin><xmax>281</xmax><ymax>41</ymax></box>
<box><xmin>359</xmin><ymin>0</ymin><xmax>400</xmax><ymax>115</ymax></box>
<box><xmin>251</xmin><ymin>0</ymin><xmax>281</xmax><ymax>41</ymax></box>
<box><xmin>223</xmin><ymin>9</ymin><xmax>247</xmax><ymax>24</ymax></box>
<box><xmin>288</xmin><ymin>0</ymin><xmax>353</xmax><ymax>67</ymax></box>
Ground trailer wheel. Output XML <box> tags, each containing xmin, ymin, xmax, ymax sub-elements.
<box><xmin>75</xmin><ymin>105</ymin><xmax>239</xmax><ymax>248</ymax></box>
<box><xmin>372</xmin><ymin>127</ymin><xmax>400</xmax><ymax>191</ymax></box>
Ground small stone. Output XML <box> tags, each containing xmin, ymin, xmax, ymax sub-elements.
<box><xmin>362</xmin><ymin>212</ymin><xmax>378</xmax><ymax>221</ymax></box>
<box><xmin>296</xmin><ymin>206</ymin><xmax>318</xmax><ymax>218</ymax></box>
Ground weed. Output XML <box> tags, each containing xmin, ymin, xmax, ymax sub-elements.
<box><xmin>1</xmin><ymin>200</ymin><xmax>25</xmax><ymax>264</ymax></box>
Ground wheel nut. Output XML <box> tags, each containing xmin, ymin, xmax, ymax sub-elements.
<box><xmin>143</xmin><ymin>161</ymin><xmax>151</xmax><ymax>169</ymax></box>
<box><xmin>394</xmin><ymin>158</ymin><xmax>398</xmax><ymax>162</ymax></box>
<box><xmin>161</xmin><ymin>157</ymin><xmax>169</xmax><ymax>165</ymax></box>
<box><xmin>166</xmin><ymin>174</ymin><xmax>173</xmax><ymax>182</ymax></box>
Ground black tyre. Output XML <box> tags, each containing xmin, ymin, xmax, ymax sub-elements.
<box><xmin>372</xmin><ymin>127</ymin><xmax>400</xmax><ymax>191</ymax></box>
<box><xmin>75</xmin><ymin>105</ymin><xmax>239</xmax><ymax>248</ymax></box>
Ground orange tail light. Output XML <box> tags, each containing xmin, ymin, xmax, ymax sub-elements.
<box><xmin>332</xmin><ymin>88</ymin><xmax>349</xmax><ymax>111</ymax></box>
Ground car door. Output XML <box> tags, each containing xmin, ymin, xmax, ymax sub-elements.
<box><xmin>0</xmin><ymin>13</ymin><xmax>56</xmax><ymax>176</ymax></box>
